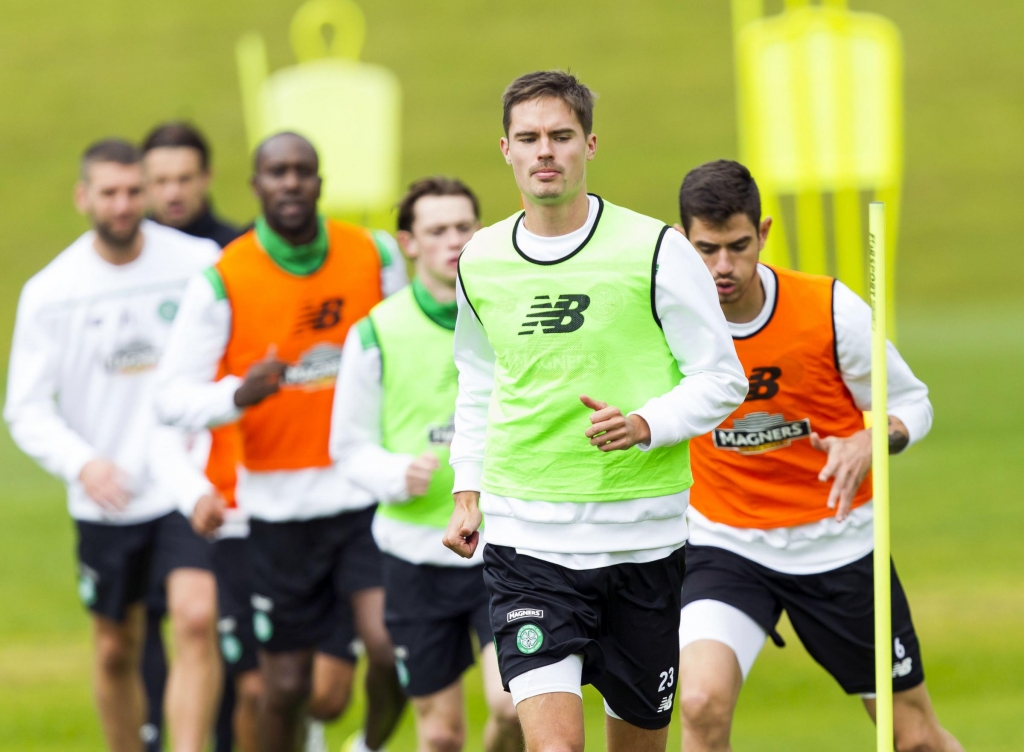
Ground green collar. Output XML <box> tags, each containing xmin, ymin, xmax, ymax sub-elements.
<box><xmin>254</xmin><ymin>215</ymin><xmax>328</xmax><ymax>276</ymax></box>
<box><xmin>412</xmin><ymin>277</ymin><xmax>457</xmax><ymax>330</ymax></box>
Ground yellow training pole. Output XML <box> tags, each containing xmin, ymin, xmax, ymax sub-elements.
<box><xmin>870</xmin><ymin>202</ymin><xmax>894</xmax><ymax>752</ymax></box>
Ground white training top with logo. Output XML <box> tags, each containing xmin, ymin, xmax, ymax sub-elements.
<box><xmin>4</xmin><ymin>221</ymin><xmax>220</xmax><ymax>524</ymax></box>
<box><xmin>450</xmin><ymin>196</ymin><xmax>749</xmax><ymax>569</ymax></box>
<box><xmin>685</xmin><ymin>263</ymin><xmax>933</xmax><ymax>575</ymax></box>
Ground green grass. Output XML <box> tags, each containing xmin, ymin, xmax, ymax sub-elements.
<box><xmin>1</xmin><ymin>0</ymin><xmax>1023</xmax><ymax>749</ymax></box>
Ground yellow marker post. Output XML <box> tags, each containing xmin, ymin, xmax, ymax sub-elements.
<box><xmin>869</xmin><ymin>201</ymin><xmax>893</xmax><ymax>752</ymax></box>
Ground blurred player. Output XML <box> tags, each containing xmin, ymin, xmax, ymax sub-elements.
<box><xmin>141</xmin><ymin>120</ymin><xmax>242</xmax><ymax>752</ymax></box>
<box><xmin>143</xmin><ymin>122</ymin><xmax>242</xmax><ymax>247</ymax></box>
<box><xmin>154</xmin><ymin>132</ymin><xmax>407</xmax><ymax>752</ymax></box>
<box><xmin>4</xmin><ymin>139</ymin><xmax>222</xmax><ymax>752</ymax></box>
<box><xmin>332</xmin><ymin>177</ymin><xmax>523</xmax><ymax>752</ymax></box>
<box><xmin>675</xmin><ymin>160</ymin><xmax>964</xmax><ymax>752</ymax></box>
<box><xmin>443</xmin><ymin>72</ymin><xmax>746</xmax><ymax>752</ymax></box>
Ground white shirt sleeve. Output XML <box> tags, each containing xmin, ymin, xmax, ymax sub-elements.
<box><xmin>154</xmin><ymin>272</ymin><xmax>241</xmax><ymax>431</ymax></box>
<box><xmin>449</xmin><ymin>277</ymin><xmax>495</xmax><ymax>493</ymax></box>
<box><xmin>631</xmin><ymin>231</ymin><xmax>749</xmax><ymax>449</ymax></box>
<box><xmin>148</xmin><ymin>425</ymin><xmax>215</xmax><ymax>517</ymax></box>
<box><xmin>371</xmin><ymin>230</ymin><xmax>410</xmax><ymax>297</ymax></box>
<box><xmin>329</xmin><ymin>325</ymin><xmax>413</xmax><ymax>503</ymax></box>
<box><xmin>832</xmin><ymin>281</ymin><xmax>933</xmax><ymax>447</ymax></box>
<box><xmin>3</xmin><ymin>281</ymin><xmax>97</xmax><ymax>483</ymax></box>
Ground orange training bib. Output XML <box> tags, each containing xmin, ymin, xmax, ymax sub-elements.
<box><xmin>689</xmin><ymin>265</ymin><xmax>871</xmax><ymax>529</ymax></box>
<box><xmin>216</xmin><ymin>221</ymin><xmax>382</xmax><ymax>472</ymax></box>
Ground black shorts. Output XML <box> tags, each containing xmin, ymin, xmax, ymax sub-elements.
<box><xmin>681</xmin><ymin>544</ymin><xmax>925</xmax><ymax>695</ymax></box>
<box><xmin>213</xmin><ymin>537</ymin><xmax>260</xmax><ymax>675</ymax></box>
<box><xmin>75</xmin><ymin>511</ymin><xmax>212</xmax><ymax>622</ymax></box>
<box><xmin>215</xmin><ymin>537</ymin><xmax>359</xmax><ymax>673</ymax></box>
<box><xmin>484</xmin><ymin>544</ymin><xmax>685</xmax><ymax>730</ymax></box>
<box><xmin>247</xmin><ymin>506</ymin><xmax>383</xmax><ymax>653</ymax></box>
<box><xmin>382</xmin><ymin>553</ymin><xmax>492</xmax><ymax>698</ymax></box>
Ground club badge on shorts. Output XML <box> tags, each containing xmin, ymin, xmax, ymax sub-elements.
<box><xmin>253</xmin><ymin>612</ymin><xmax>273</xmax><ymax>643</ymax></box>
<box><xmin>516</xmin><ymin>623</ymin><xmax>544</xmax><ymax>655</ymax></box>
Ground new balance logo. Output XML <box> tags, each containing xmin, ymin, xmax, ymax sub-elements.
<box><xmin>296</xmin><ymin>298</ymin><xmax>344</xmax><ymax>333</ymax></box>
<box><xmin>519</xmin><ymin>294</ymin><xmax>590</xmax><ymax>335</ymax></box>
<box><xmin>746</xmin><ymin>366</ymin><xmax>782</xmax><ymax>401</ymax></box>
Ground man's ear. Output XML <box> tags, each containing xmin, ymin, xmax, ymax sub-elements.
<box><xmin>74</xmin><ymin>181</ymin><xmax>89</xmax><ymax>215</ymax></box>
<box><xmin>672</xmin><ymin>222</ymin><xmax>687</xmax><ymax>238</ymax></box>
<box><xmin>396</xmin><ymin>230</ymin><xmax>417</xmax><ymax>260</ymax></box>
<box><xmin>499</xmin><ymin>137</ymin><xmax>512</xmax><ymax>165</ymax></box>
<box><xmin>759</xmin><ymin>216</ymin><xmax>773</xmax><ymax>249</ymax></box>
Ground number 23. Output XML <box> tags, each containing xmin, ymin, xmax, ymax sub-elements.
<box><xmin>658</xmin><ymin>668</ymin><xmax>674</xmax><ymax>691</ymax></box>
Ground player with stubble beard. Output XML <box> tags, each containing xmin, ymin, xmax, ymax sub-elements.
<box><xmin>155</xmin><ymin>133</ymin><xmax>407</xmax><ymax>752</ymax></box>
<box><xmin>5</xmin><ymin>139</ymin><xmax>222</xmax><ymax>752</ymax></box>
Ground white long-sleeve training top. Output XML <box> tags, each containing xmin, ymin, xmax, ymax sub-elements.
<box><xmin>153</xmin><ymin>232</ymin><xmax>408</xmax><ymax>522</ymax></box>
<box><xmin>450</xmin><ymin>195</ymin><xmax>749</xmax><ymax>569</ymax></box>
<box><xmin>685</xmin><ymin>263</ymin><xmax>933</xmax><ymax>575</ymax></box>
<box><xmin>330</xmin><ymin>324</ymin><xmax>482</xmax><ymax>567</ymax></box>
<box><xmin>4</xmin><ymin>221</ymin><xmax>220</xmax><ymax>524</ymax></box>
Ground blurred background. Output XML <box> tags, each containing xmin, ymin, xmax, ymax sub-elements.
<box><xmin>1</xmin><ymin>0</ymin><xmax>1022</xmax><ymax>749</ymax></box>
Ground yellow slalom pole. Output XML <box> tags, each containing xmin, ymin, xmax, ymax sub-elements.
<box><xmin>870</xmin><ymin>202</ymin><xmax>894</xmax><ymax>752</ymax></box>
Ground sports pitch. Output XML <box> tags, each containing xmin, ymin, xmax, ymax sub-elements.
<box><xmin>1</xmin><ymin>1</ymin><xmax>1022</xmax><ymax>749</ymax></box>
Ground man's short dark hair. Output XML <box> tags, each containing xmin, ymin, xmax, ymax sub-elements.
<box><xmin>142</xmin><ymin>122</ymin><xmax>211</xmax><ymax>170</ymax></box>
<box><xmin>502</xmin><ymin>70</ymin><xmax>597</xmax><ymax>136</ymax></box>
<box><xmin>80</xmin><ymin>138</ymin><xmax>142</xmax><ymax>181</ymax></box>
<box><xmin>679</xmin><ymin>159</ymin><xmax>761</xmax><ymax>233</ymax></box>
<box><xmin>396</xmin><ymin>177</ymin><xmax>480</xmax><ymax>233</ymax></box>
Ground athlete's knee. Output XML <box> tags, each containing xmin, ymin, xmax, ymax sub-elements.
<box><xmin>894</xmin><ymin>716</ymin><xmax>946</xmax><ymax>752</ymax></box>
<box><xmin>309</xmin><ymin>684</ymin><xmax>350</xmax><ymax>722</ymax></box>
<box><xmin>488</xmin><ymin>694</ymin><xmax>521</xmax><ymax>731</ymax></box>
<box><xmin>420</xmin><ymin>719</ymin><xmax>465</xmax><ymax>752</ymax></box>
<box><xmin>679</xmin><ymin>682</ymin><xmax>733</xmax><ymax>735</ymax></box>
<box><xmin>529</xmin><ymin>742</ymin><xmax>582</xmax><ymax>752</ymax></box>
<box><xmin>895</xmin><ymin>730</ymin><xmax>942</xmax><ymax>752</ymax></box>
<box><xmin>263</xmin><ymin>665</ymin><xmax>312</xmax><ymax>712</ymax></box>
<box><xmin>170</xmin><ymin>593</ymin><xmax>217</xmax><ymax>644</ymax></box>
<box><xmin>236</xmin><ymin>670</ymin><xmax>264</xmax><ymax>711</ymax></box>
<box><xmin>95</xmin><ymin>632</ymin><xmax>139</xmax><ymax>677</ymax></box>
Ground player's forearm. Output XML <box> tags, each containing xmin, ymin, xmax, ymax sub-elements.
<box><xmin>155</xmin><ymin>376</ymin><xmax>243</xmax><ymax>430</ymax></box>
<box><xmin>339</xmin><ymin>444</ymin><xmax>413</xmax><ymax>503</ymax></box>
<box><xmin>148</xmin><ymin>425</ymin><xmax>215</xmax><ymax>516</ymax></box>
<box><xmin>638</xmin><ymin>233</ymin><xmax>748</xmax><ymax>449</ymax></box>
<box><xmin>6</xmin><ymin>404</ymin><xmax>97</xmax><ymax>483</ymax></box>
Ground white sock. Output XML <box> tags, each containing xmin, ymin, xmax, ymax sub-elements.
<box><xmin>351</xmin><ymin>732</ymin><xmax>384</xmax><ymax>752</ymax></box>
<box><xmin>304</xmin><ymin>719</ymin><xmax>327</xmax><ymax>752</ymax></box>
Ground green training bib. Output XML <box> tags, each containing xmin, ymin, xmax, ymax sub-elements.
<box><xmin>458</xmin><ymin>196</ymin><xmax>692</xmax><ymax>502</ymax></box>
<box><xmin>366</xmin><ymin>282</ymin><xmax>459</xmax><ymax>529</ymax></box>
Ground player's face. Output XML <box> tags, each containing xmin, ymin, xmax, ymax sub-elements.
<box><xmin>500</xmin><ymin>97</ymin><xmax>596</xmax><ymax>205</ymax></box>
<box><xmin>76</xmin><ymin>162</ymin><xmax>146</xmax><ymax>248</ymax></box>
<box><xmin>685</xmin><ymin>213</ymin><xmax>771</xmax><ymax>305</ymax></box>
<box><xmin>144</xmin><ymin>147</ymin><xmax>210</xmax><ymax>228</ymax></box>
<box><xmin>252</xmin><ymin>138</ymin><xmax>322</xmax><ymax>233</ymax></box>
<box><xmin>399</xmin><ymin>195</ymin><xmax>479</xmax><ymax>287</ymax></box>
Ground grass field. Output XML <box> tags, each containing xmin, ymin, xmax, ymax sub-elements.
<box><xmin>1</xmin><ymin>0</ymin><xmax>1022</xmax><ymax>750</ymax></box>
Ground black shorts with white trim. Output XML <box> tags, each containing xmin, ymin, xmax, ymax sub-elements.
<box><xmin>681</xmin><ymin>544</ymin><xmax>925</xmax><ymax>694</ymax></box>
<box><xmin>483</xmin><ymin>543</ymin><xmax>685</xmax><ymax>730</ymax></box>
<box><xmin>75</xmin><ymin>511</ymin><xmax>212</xmax><ymax>622</ymax></box>
<box><xmin>247</xmin><ymin>505</ymin><xmax>383</xmax><ymax>653</ymax></box>
<box><xmin>382</xmin><ymin>553</ymin><xmax>491</xmax><ymax>697</ymax></box>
